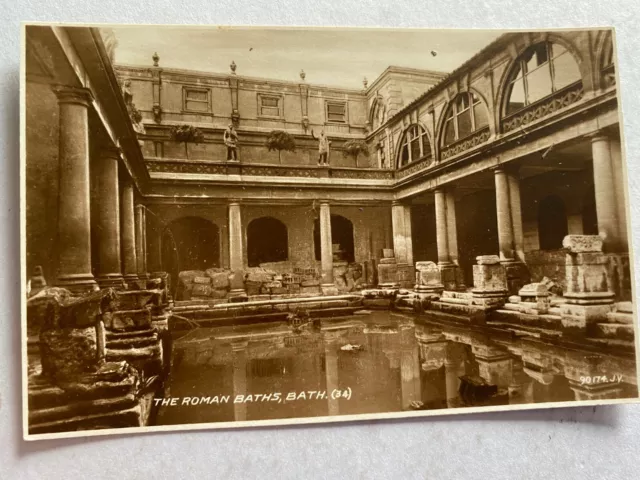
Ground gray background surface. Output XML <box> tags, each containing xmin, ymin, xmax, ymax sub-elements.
<box><xmin>2</xmin><ymin>1</ymin><xmax>640</xmax><ymax>478</ymax></box>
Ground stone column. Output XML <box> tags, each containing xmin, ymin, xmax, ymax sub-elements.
<box><xmin>400</xmin><ymin>339</ymin><xmax>421</xmax><ymax>409</ymax></box>
<box><xmin>494</xmin><ymin>167</ymin><xmax>515</xmax><ymax>261</ymax></box>
<box><xmin>93</xmin><ymin>146</ymin><xmax>125</xmax><ymax>288</ymax></box>
<box><xmin>507</xmin><ymin>170</ymin><xmax>524</xmax><ymax>262</ymax></box>
<box><xmin>52</xmin><ymin>86</ymin><xmax>98</xmax><ymax>293</ymax></box>
<box><xmin>228</xmin><ymin>201</ymin><xmax>243</xmax><ymax>271</ymax></box>
<box><xmin>135</xmin><ymin>204</ymin><xmax>148</xmax><ymax>280</ymax></box>
<box><xmin>592</xmin><ymin>134</ymin><xmax>621</xmax><ymax>251</ymax></box>
<box><xmin>391</xmin><ymin>201</ymin><xmax>408</xmax><ymax>264</ymax></box>
<box><xmin>404</xmin><ymin>205</ymin><xmax>414</xmax><ymax>266</ymax></box>
<box><xmin>445</xmin><ymin>190</ymin><xmax>459</xmax><ymax>265</ymax></box>
<box><xmin>434</xmin><ymin>188</ymin><xmax>450</xmax><ymax>265</ymax></box>
<box><xmin>120</xmin><ymin>178</ymin><xmax>138</xmax><ymax>285</ymax></box>
<box><xmin>319</xmin><ymin>201</ymin><xmax>335</xmax><ymax>288</ymax></box>
<box><xmin>609</xmin><ymin>137</ymin><xmax>628</xmax><ymax>251</ymax></box>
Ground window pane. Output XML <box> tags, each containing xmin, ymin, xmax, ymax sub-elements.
<box><xmin>506</xmin><ymin>78</ymin><xmax>526</xmax><ymax>114</ymax></box>
<box><xmin>261</xmin><ymin>96</ymin><xmax>279</xmax><ymax>107</ymax></box>
<box><xmin>551</xmin><ymin>43</ymin><xmax>567</xmax><ymax>58</ymax></box>
<box><xmin>525</xmin><ymin>44</ymin><xmax>549</xmax><ymax>73</ymax></box>
<box><xmin>444</xmin><ymin>119</ymin><xmax>455</xmax><ymax>145</ymax></box>
<box><xmin>457</xmin><ymin>94</ymin><xmax>469</xmax><ymax>111</ymax></box>
<box><xmin>401</xmin><ymin>144</ymin><xmax>409</xmax><ymax>166</ymax></box>
<box><xmin>186</xmin><ymin>100</ymin><xmax>209</xmax><ymax>112</ymax></box>
<box><xmin>422</xmin><ymin>134</ymin><xmax>431</xmax><ymax>157</ymax></box>
<box><xmin>474</xmin><ymin>103</ymin><xmax>489</xmax><ymax>129</ymax></box>
<box><xmin>327</xmin><ymin>103</ymin><xmax>346</xmax><ymax>114</ymax></box>
<box><xmin>552</xmin><ymin>52</ymin><xmax>581</xmax><ymax>89</ymax></box>
<box><xmin>510</xmin><ymin>62</ymin><xmax>523</xmax><ymax>81</ymax></box>
<box><xmin>261</xmin><ymin>106</ymin><xmax>279</xmax><ymax>116</ymax></box>
<box><xmin>457</xmin><ymin>110</ymin><xmax>472</xmax><ymax>139</ymax></box>
<box><xmin>410</xmin><ymin>138</ymin><xmax>421</xmax><ymax>161</ymax></box>
<box><xmin>186</xmin><ymin>90</ymin><xmax>208</xmax><ymax>101</ymax></box>
<box><xmin>526</xmin><ymin>62</ymin><xmax>553</xmax><ymax>103</ymax></box>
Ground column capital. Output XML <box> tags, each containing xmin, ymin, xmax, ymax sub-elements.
<box><xmin>228</xmin><ymin>199</ymin><xmax>241</xmax><ymax>206</ymax></box>
<box><xmin>135</xmin><ymin>203</ymin><xmax>146</xmax><ymax>211</ymax></box>
<box><xmin>588</xmin><ymin>132</ymin><xmax>610</xmax><ymax>144</ymax></box>
<box><xmin>318</xmin><ymin>199</ymin><xmax>330</xmax><ymax>206</ymax></box>
<box><xmin>98</xmin><ymin>145</ymin><xmax>122</xmax><ymax>161</ymax></box>
<box><xmin>52</xmin><ymin>85</ymin><xmax>94</xmax><ymax>107</ymax></box>
<box><xmin>391</xmin><ymin>200</ymin><xmax>404</xmax><ymax>207</ymax></box>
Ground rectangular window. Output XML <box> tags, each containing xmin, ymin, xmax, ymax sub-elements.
<box><xmin>259</xmin><ymin>95</ymin><xmax>282</xmax><ymax>117</ymax></box>
<box><xmin>154</xmin><ymin>141</ymin><xmax>164</xmax><ymax>158</ymax></box>
<box><xmin>183</xmin><ymin>87</ymin><xmax>210</xmax><ymax>112</ymax></box>
<box><xmin>326</xmin><ymin>101</ymin><xmax>347</xmax><ymax>123</ymax></box>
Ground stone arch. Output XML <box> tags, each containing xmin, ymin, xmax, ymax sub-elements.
<box><xmin>161</xmin><ymin>216</ymin><xmax>221</xmax><ymax>288</ymax></box>
<box><xmin>313</xmin><ymin>214</ymin><xmax>355</xmax><ymax>263</ymax></box>
<box><xmin>594</xmin><ymin>30</ymin><xmax>615</xmax><ymax>90</ymax></box>
<box><xmin>247</xmin><ymin>216</ymin><xmax>289</xmax><ymax>267</ymax></box>
<box><xmin>538</xmin><ymin>195</ymin><xmax>568</xmax><ymax>250</ymax></box>
<box><xmin>369</xmin><ymin>95</ymin><xmax>388</xmax><ymax>131</ymax></box>
<box><xmin>496</xmin><ymin>37</ymin><xmax>584</xmax><ymax>127</ymax></box>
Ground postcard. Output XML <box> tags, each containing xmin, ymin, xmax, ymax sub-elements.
<box><xmin>22</xmin><ymin>24</ymin><xmax>639</xmax><ymax>440</ymax></box>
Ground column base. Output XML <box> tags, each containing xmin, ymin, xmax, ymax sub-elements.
<box><xmin>97</xmin><ymin>274</ymin><xmax>127</xmax><ymax>290</ymax></box>
<box><xmin>321</xmin><ymin>284</ymin><xmax>339</xmax><ymax>296</ymax></box>
<box><xmin>55</xmin><ymin>273</ymin><xmax>99</xmax><ymax>294</ymax></box>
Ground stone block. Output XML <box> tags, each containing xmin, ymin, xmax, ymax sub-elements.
<box><xmin>476</xmin><ymin>255</ymin><xmax>500</xmax><ymax>265</ymax></box>
<box><xmin>563</xmin><ymin>234</ymin><xmax>603</xmax><ymax>253</ymax></box>
<box><xmin>191</xmin><ymin>284</ymin><xmax>212</xmax><ymax>297</ymax></box>
<box><xmin>228</xmin><ymin>271</ymin><xmax>245</xmax><ymax>291</ymax></box>
<box><xmin>301</xmin><ymin>279</ymin><xmax>320</xmax><ymax>287</ymax></box>
<box><xmin>208</xmin><ymin>272</ymin><xmax>230</xmax><ymax>290</ymax></box>
<box><xmin>518</xmin><ymin>283</ymin><xmax>550</xmax><ymax>314</ymax></box>
<box><xmin>381</xmin><ymin>248</ymin><xmax>395</xmax><ymax>258</ymax></box>
<box><xmin>565</xmin><ymin>251</ymin><xmax>614</xmax><ymax>304</ymax></box>
<box><xmin>414</xmin><ymin>261</ymin><xmax>443</xmax><ymax>293</ymax></box>
<box><xmin>105</xmin><ymin>308</ymin><xmax>152</xmax><ymax>331</ymax></box>
<box><xmin>271</xmin><ymin>287</ymin><xmax>287</xmax><ymax>295</ymax></box>
<box><xmin>379</xmin><ymin>257</ymin><xmax>397</xmax><ymax>265</ymax></box>
<box><xmin>192</xmin><ymin>276</ymin><xmax>211</xmax><ymax>285</ymax></box>
<box><xmin>440</xmin><ymin>264</ymin><xmax>460</xmax><ymax>291</ymax></box>
<box><xmin>320</xmin><ymin>285</ymin><xmax>339</xmax><ymax>296</ymax></box>
<box><xmin>40</xmin><ymin>326</ymin><xmax>99</xmax><ymax>381</ymax></box>
<box><xmin>210</xmin><ymin>289</ymin><xmax>228</xmax><ymax>299</ymax></box>
<box><xmin>472</xmin><ymin>263</ymin><xmax>507</xmax><ymax>294</ymax></box>
<box><xmin>378</xmin><ymin>263</ymin><xmax>398</xmax><ymax>286</ymax></box>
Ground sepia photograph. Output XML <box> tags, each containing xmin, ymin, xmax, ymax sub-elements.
<box><xmin>22</xmin><ymin>24</ymin><xmax>639</xmax><ymax>440</ymax></box>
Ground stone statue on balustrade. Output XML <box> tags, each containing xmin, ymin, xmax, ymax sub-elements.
<box><xmin>224</xmin><ymin>124</ymin><xmax>239</xmax><ymax>161</ymax></box>
<box><xmin>311</xmin><ymin>129</ymin><xmax>331</xmax><ymax>166</ymax></box>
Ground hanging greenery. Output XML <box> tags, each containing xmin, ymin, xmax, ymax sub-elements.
<box><xmin>170</xmin><ymin>124</ymin><xmax>204</xmax><ymax>160</ymax></box>
<box><xmin>342</xmin><ymin>139</ymin><xmax>370</xmax><ymax>167</ymax></box>
<box><xmin>265</xmin><ymin>130</ymin><xmax>296</xmax><ymax>164</ymax></box>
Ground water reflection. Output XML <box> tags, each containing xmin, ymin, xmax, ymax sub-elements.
<box><xmin>156</xmin><ymin>311</ymin><xmax>637</xmax><ymax>426</ymax></box>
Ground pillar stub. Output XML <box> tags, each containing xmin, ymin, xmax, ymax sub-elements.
<box><xmin>52</xmin><ymin>85</ymin><xmax>94</xmax><ymax>107</ymax></box>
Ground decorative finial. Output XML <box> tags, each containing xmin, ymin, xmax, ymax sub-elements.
<box><xmin>363</xmin><ymin>77</ymin><xmax>368</xmax><ymax>89</ymax></box>
<box><xmin>300</xmin><ymin>69</ymin><xmax>306</xmax><ymax>81</ymax></box>
<box><xmin>230</xmin><ymin>60</ymin><xmax>237</xmax><ymax>74</ymax></box>
<box><xmin>152</xmin><ymin>52</ymin><xmax>159</xmax><ymax>67</ymax></box>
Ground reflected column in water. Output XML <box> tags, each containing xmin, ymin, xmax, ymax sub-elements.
<box><xmin>232</xmin><ymin>340</ymin><xmax>249</xmax><ymax>421</ymax></box>
<box><xmin>564</xmin><ymin>350</ymin><xmax>626</xmax><ymax>401</ymax></box>
<box><xmin>444</xmin><ymin>343</ymin><xmax>467</xmax><ymax>408</ymax></box>
<box><xmin>472</xmin><ymin>343</ymin><xmax>512</xmax><ymax>389</ymax></box>
<box><xmin>415</xmin><ymin>328</ymin><xmax>447</xmax><ymax>409</ymax></box>
<box><xmin>323</xmin><ymin>332</ymin><xmax>340</xmax><ymax>416</ymax></box>
<box><xmin>400</xmin><ymin>329</ymin><xmax>421</xmax><ymax>409</ymax></box>
<box><xmin>508</xmin><ymin>358</ymin><xmax>534</xmax><ymax>405</ymax></box>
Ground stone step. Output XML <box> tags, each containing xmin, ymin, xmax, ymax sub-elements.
<box><xmin>106</xmin><ymin>335</ymin><xmax>158</xmax><ymax>349</ymax></box>
<box><xmin>106</xmin><ymin>344</ymin><xmax>162</xmax><ymax>361</ymax></box>
<box><xmin>606</xmin><ymin>312</ymin><xmax>634</xmax><ymax>325</ymax></box>
<box><xmin>106</xmin><ymin>328</ymin><xmax>156</xmax><ymax>339</ymax></box>
<box><xmin>29</xmin><ymin>393</ymin><xmax>137</xmax><ymax>426</ymax></box>
<box><xmin>29</xmin><ymin>405</ymin><xmax>142</xmax><ymax>435</ymax></box>
<box><xmin>441</xmin><ymin>291</ymin><xmax>471</xmax><ymax>300</ymax></box>
<box><xmin>616</xmin><ymin>301</ymin><xmax>633</xmax><ymax>314</ymax></box>
<box><xmin>593</xmin><ymin>323</ymin><xmax>635</xmax><ymax>341</ymax></box>
<box><xmin>439</xmin><ymin>297</ymin><xmax>470</xmax><ymax>306</ymax></box>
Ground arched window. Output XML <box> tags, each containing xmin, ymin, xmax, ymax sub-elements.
<box><xmin>442</xmin><ymin>92</ymin><xmax>489</xmax><ymax>147</ymax></box>
<box><xmin>538</xmin><ymin>195</ymin><xmax>568</xmax><ymax>250</ymax></box>
<box><xmin>247</xmin><ymin>217</ymin><xmax>288</xmax><ymax>267</ymax></box>
<box><xmin>505</xmin><ymin>42</ymin><xmax>581</xmax><ymax>116</ymax></box>
<box><xmin>397</xmin><ymin>124</ymin><xmax>431</xmax><ymax>168</ymax></box>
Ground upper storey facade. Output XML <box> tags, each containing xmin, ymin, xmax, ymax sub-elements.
<box><xmin>114</xmin><ymin>61</ymin><xmax>445</xmax><ymax>168</ymax></box>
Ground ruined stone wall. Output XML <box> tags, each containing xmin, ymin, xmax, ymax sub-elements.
<box><xmin>25</xmin><ymin>81</ymin><xmax>60</xmax><ymax>281</ymax></box>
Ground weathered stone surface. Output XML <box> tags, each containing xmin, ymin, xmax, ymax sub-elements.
<box><xmin>105</xmin><ymin>309</ymin><xmax>152</xmax><ymax>331</ymax></box>
<box><xmin>40</xmin><ymin>326</ymin><xmax>99</xmax><ymax>381</ymax></box>
<box><xmin>245</xmin><ymin>268</ymin><xmax>275</xmax><ymax>283</ymax></box>
<box><xmin>206</xmin><ymin>272</ymin><xmax>229</xmax><ymax>290</ymax></box>
<box><xmin>415</xmin><ymin>261</ymin><xmax>442</xmax><ymax>290</ymax></box>
<box><xmin>565</xmin><ymin>250</ymin><xmax>614</xmax><ymax>305</ymax></box>
<box><xmin>472</xmin><ymin>263</ymin><xmax>507</xmax><ymax>293</ymax></box>
<box><xmin>563</xmin><ymin>234</ymin><xmax>603</xmax><ymax>253</ymax></box>
<box><xmin>192</xmin><ymin>276</ymin><xmax>211</xmax><ymax>285</ymax></box>
<box><xmin>476</xmin><ymin>255</ymin><xmax>500</xmax><ymax>265</ymax></box>
<box><xmin>378</xmin><ymin>263</ymin><xmax>398</xmax><ymax>286</ymax></box>
<box><xmin>191</xmin><ymin>284</ymin><xmax>212</xmax><ymax>297</ymax></box>
<box><xmin>381</xmin><ymin>248</ymin><xmax>395</xmax><ymax>258</ymax></box>
<box><xmin>379</xmin><ymin>257</ymin><xmax>397</xmax><ymax>265</ymax></box>
<box><xmin>228</xmin><ymin>271</ymin><xmax>245</xmax><ymax>291</ymax></box>
<box><xmin>518</xmin><ymin>283</ymin><xmax>549</xmax><ymax>298</ymax></box>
